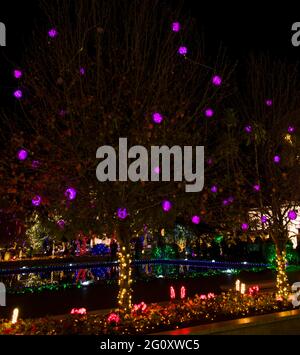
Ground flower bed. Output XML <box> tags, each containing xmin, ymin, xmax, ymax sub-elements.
<box><xmin>0</xmin><ymin>291</ymin><xmax>291</xmax><ymax>335</ymax></box>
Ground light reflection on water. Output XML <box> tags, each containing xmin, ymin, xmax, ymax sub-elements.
<box><xmin>0</xmin><ymin>264</ymin><xmax>197</xmax><ymax>291</ymax></box>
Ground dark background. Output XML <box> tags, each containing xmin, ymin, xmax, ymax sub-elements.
<box><xmin>0</xmin><ymin>1</ymin><xmax>300</xmax><ymax>108</ymax></box>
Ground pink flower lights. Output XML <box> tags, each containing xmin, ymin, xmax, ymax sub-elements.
<box><xmin>172</xmin><ymin>22</ymin><xmax>181</xmax><ymax>32</ymax></box>
<box><xmin>107</xmin><ymin>312</ymin><xmax>120</xmax><ymax>324</ymax></box>
<box><xmin>70</xmin><ymin>308</ymin><xmax>86</xmax><ymax>315</ymax></box>
<box><xmin>152</xmin><ymin>112</ymin><xmax>163</xmax><ymax>124</ymax></box>
<box><xmin>191</xmin><ymin>215</ymin><xmax>200</xmax><ymax>224</ymax></box>
<box><xmin>162</xmin><ymin>200</ymin><xmax>172</xmax><ymax>212</ymax></box>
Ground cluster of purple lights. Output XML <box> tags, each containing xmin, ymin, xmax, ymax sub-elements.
<box><xmin>14</xmin><ymin>90</ymin><xmax>23</xmax><ymax>99</ymax></box>
<box><xmin>288</xmin><ymin>210</ymin><xmax>297</xmax><ymax>221</ymax></box>
<box><xmin>13</xmin><ymin>69</ymin><xmax>22</xmax><ymax>79</ymax></box>
<box><xmin>212</xmin><ymin>75</ymin><xmax>222</xmax><ymax>86</ymax></box>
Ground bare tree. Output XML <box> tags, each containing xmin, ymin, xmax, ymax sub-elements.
<box><xmin>0</xmin><ymin>0</ymin><xmax>233</xmax><ymax>312</ymax></box>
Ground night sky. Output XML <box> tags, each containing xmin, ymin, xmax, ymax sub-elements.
<box><xmin>0</xmin><ymin>1</ymin><xmax>299</xmax><ymax>108</ymax></box>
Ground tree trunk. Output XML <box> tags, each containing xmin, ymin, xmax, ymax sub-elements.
<box><xmin>117</xmin><ymin>223</ymin><xmax>133</xmax><ymax>313</ymax></box>
<box><xmin>275</xmin><ymin>243</ymin><xmax>289</xmax><ymax>300</ymax></box>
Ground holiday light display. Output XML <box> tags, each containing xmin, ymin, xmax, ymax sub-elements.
<box><xmin>212</xmin><ymin>75</ymin><xmax>222</xmax><ymax>86</ymax></box>
<box><xmin>117</xmin><ymin>246</ymin><xmax>132</xmax><ymax>313</ymax></box>
<box><xmin>276</xmin><ymin>250</ymin><xmax>289</xmax><ymax>299</ymax></box>
<box><xmin>17</xmin><ymin>149</ymin><xmax>28</xmax><ymax>161</ymax></box>
<box><xmin>48</xmin><ymin>28</ymin><xmax>58</xmax><ymax>38</ymax></box>
<box><xmin>13</xmin><ymin>89</ymin><xmax>23</xmax><ymax>99</ymax></box>
<box><xmin>13</xmin><ymin>69</ymin><xmax>22</xmax><ymax>79</ymax></box>
<box><xmin>204</xmin><ymin>108</ymin><xmax>214</xmax><ymax>117</ymax></box>
<box><xmin>191</xmin><ymin>215</ymin><xmax>200</xmax><ymax>224</ymax></box>
<box><xmin>178</xmin><ymin>46</ymin><xmax>187</xmax><ymax>55</ymax></box>
<box><xmin>65</xmin><ymin>187</ymin><xmax>77</xmax><ymax>200</ymax></box>
<box><xmin>172</xmin><ymin>22</ymin><xmax>181</xmax><ymax>32</ymax></box>
<box><xmin>162</xmin><ymin>200</ymin><xmax>172</xmax><ymax>212</ymax></box>
<box><xmin>152</xmin><ymin>112</ymin><xmax>163</xmax><ymax>124</ymax></box>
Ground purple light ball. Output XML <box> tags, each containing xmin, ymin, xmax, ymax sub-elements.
<box><xmin>17</xmin><ymin>149</ymin><xmax>28</xmax><ymax>161</ymax></box>
<box><xmin>265</xmin><ymin>99</ymin><xmax>273</xmax><ymax>106</ymax></box>
<box><xmin>172</xmin><ymin>22</ymin><xmax>181</xmax><ymax>32</ymax></box>
<box><xmin>65</xmin><ymin>187</ymin><xmax>77</xmax><ymax>200</ymax></box>
<box><xmin>223</xmin><ymin>199</ymin><xmax>229</xmax><ymax>206</ymax></box>
<box><xmin>79</xmin><ymin>67</ymin><xmax>85</xmax><ymax>75</ymax></box>
<box><xmin>191</xmin><ymin>215</ymin><xmax>201</xmax><ymax>224</ymax></box>
<box><xmin>117</xmin><ymin>208</ymin><xmax>128</xmax><ymax>220</ymax></box>
<box><xmin>288</xmin><ymin>210</ymin><xmax>297</xmax><ymax>221</ymax></box>
<box><xmin>241</xmin><ymin>223</ymin><xmax>249</xmax><ymax>231</ymax></box>
<box><xmin>204</xmin><ymin>108</ymin><xmax>214</xmax><ymax>118</ymax></box>
<box><xmin>253</xmin><ymin>184</ymin><xmax>260</xmax><ymax>191</ymax></box>
<box><xmin>162</xmin><ymin>200</ymin><xmax>172</xmax><ymax>212</ymax></box>
<box><xmin>48</xmin><ymin>28</ymin><xmax>58</xmax><ymax>38</ymax></box>
<box><xmin>13</xmin><ymin>90</ymin><xmax>23</xmax><ymax>99</ymax></box>
<box><xmin>244</xmin><ymin>125</ymin><xmax>252</xmax><ymax>133</ymax></box>
<box><xmin>261</xmin><ymin>215</ymin><xmax>268</xmax><ymax>224</ymax></box>
<box><xmin>178</xmin><ymin>46</ymin><xmax>188</xmax><ymax>56</ymax></box>
<box><xmin>273</xmin><ymin>155</ymin><xmax>281</xmax><ymax>164</ymax></box>
<box><xmin>152</xmin><ymin>112</ymin><xmax>163</xmax><ymax>124</ymax></box>
<box><xmin>212</xmin><ymin>75</ymin><xmax>222</xmax><ymax>86</ymax></box>
<box><xmin>13</xmin><ymin>70</ymin><xmax>22</xmax><ymax>79</ymax></box>
<box><xmin>288</xmin><ymin>126</ymin><xmax>295</xmax><ymax>133</ymax></box>
<box><xmin>32</xmin><ymin>195</ymin><xmax>42</xmax><ymax>206</ymax></box>
<box><xmin>211</xmin><ymin>185</ymin><xmax>218</xmax><ymax>193</ymax></box>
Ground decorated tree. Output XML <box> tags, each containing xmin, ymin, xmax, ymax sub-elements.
<box><xmin>231</xmin><ymin>56</ymin><xmax>300</xmax><ymax>298</ymax></box>
<box><xmin>0</xmin><ymin>0</ymin><xmax>234</xmax><ymax>312</ymax></box>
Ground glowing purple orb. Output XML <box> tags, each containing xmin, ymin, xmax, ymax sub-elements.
<box><xmin>152</xmin><ymin>112</ymin><xmax>163</xmax><ymax>124</ymax></box>
<box><xmin>204</xmin><ymin>108</ymin><xmax>214</xmax><ymax>118</ymax></box>
<box><xmin>211</xmin><ymin>185</ymin><xmax>218</xmax><ymax>193</ymax></box>
<box><xmin>212</xmin><ymin>75</ymin><xmax>222</xmax><ymax>86</ymax></box>
<box><xmin>253</xmin><ymin>184</ymin><xmax>260</xmax><ymax>191</ymax></box>
<box><xmin>223</xmin><ymin>199</ymin><xmax>229</xmax><ymax>206</ymax></box>
<box><xmin>191</xmin><ymin>215</ymin><xmax>201</xmax><ymax>224</ymax></box>
<box><xmin>32</xmin><ymin>195</ymin><xmax>42</xmax><ymax>206</ymax></box>
<box><xmin>261</xmin><ymin>215</ymin><xmax>268</xmax><ymax>224</ymax></box>
<box><xmin>117</xmin><ymin>208</ymin><xmax>128</xmax><ymax>220</ymax></box>
<box><xmin>57</xmin><ymin>219</ymin><xmax>65</xmax><ymax>229</ymax></box>
<box><xmin>79</xmin><ymin>67</ymin><xmax>85</xmax><ymax>75</ymax></box>
<box><xmin>178</xmin><ymin>46</ymin><xmax>188</xmax><ymax>55</ymax></box>
<box><xmin>13</xmin><ymin>70</ymin><xmax>22</xmax><ymax>79</ymax></box>
<box><xmin>265</xmin><ymin>99</ymin><xmax>273</xmax><ymax>106</ymax></box>
<box><xmin>273</xmin><ymin>155</ymin><xmax>281</xmax><ymax>164</ymax></box>
<box><xmin>241</xmin><ymin>223</ymin><xmax>249</xmax><ymax>231</ymax></box>
<box><xmin>65</xmin><ymin>187</ymin><xmax>77</xmax><ymax>200</ymax></box>
<box><xmin>172</xmin><ymin>22</ymin><xmax>181</xmax><ymax>32</ymax></box>
<box><xmin>48</xmin><ymin>28</ymin><xmax>58</xmax><ymax>38</ymax></box>
<box><xmin>17</xmin><ymin>149</ymin><xmax>28</xmax><ymax>161</ymax></box>
<box><xmin>162</xmin><ymin>200</ymin><xmax>172</xmax><ymax>212</ymax></box>
<box><xmin>244</xmin><ymin>125</ymin><xmax>252</xmax><ymax>133</ymax></box>
<box><xmin>13</xmin><ymin>90</ymin><xmax>23</xmax><ymax>99</ymax></box>
<box><xmin>288</xmin><ymin>126</ymin><xmax>295</xmax><ymax>133</ymax></box>
<box><xmin>288</xmin><ymin>210</ymin><xmax>297</xmax><ymax>221</ymax></box>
